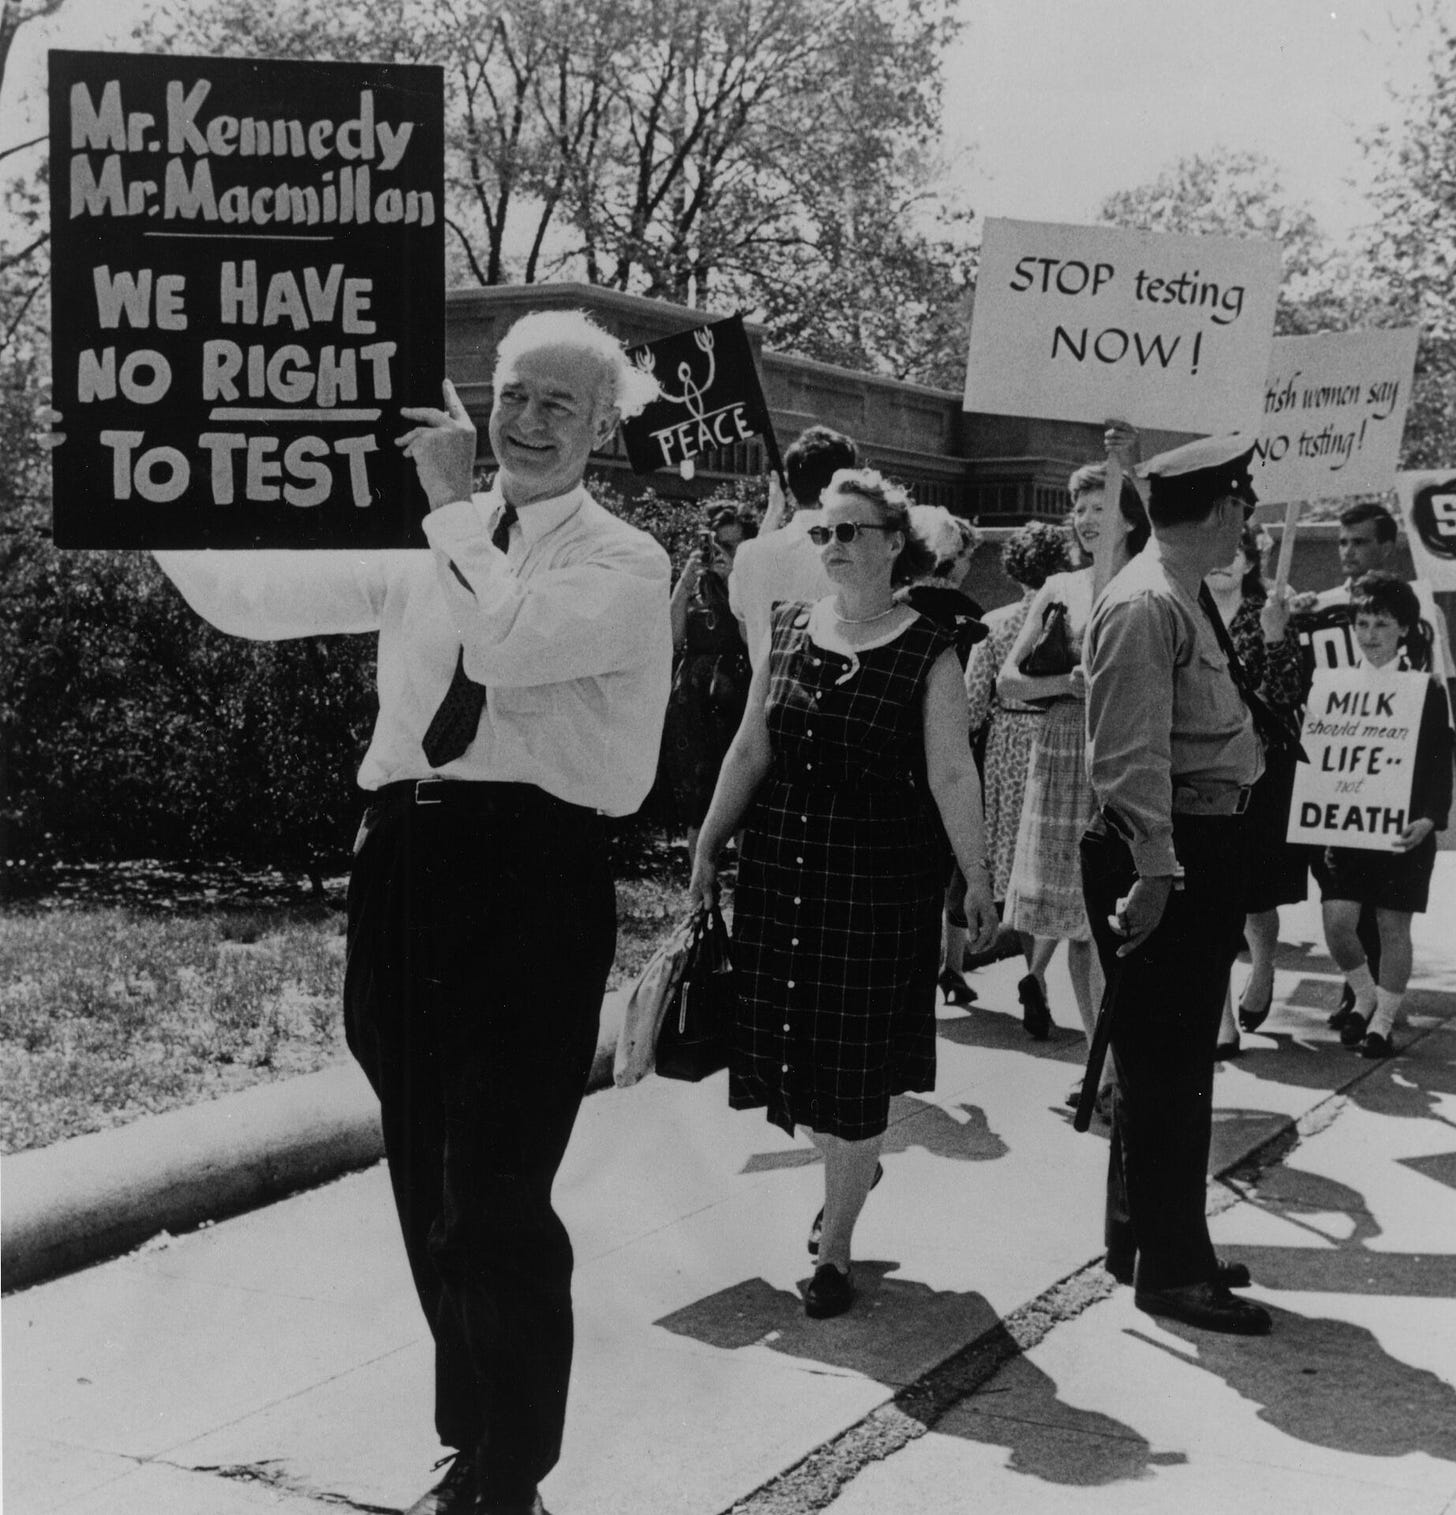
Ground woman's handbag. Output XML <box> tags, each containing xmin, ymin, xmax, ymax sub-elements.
<box><xmin>1018</xmin><ymin>600</ymin><xmax>1076</xmax><ymax>678</ymax></box>
<box><xmin>613</xmin><ymin>913</ymin><xmax>696</xmax><ymax>1088</ymax></box>
<box><xmin>654</xmin><ymin>903</ymin><xmax>735</xmax><ymax>1083</ymax></box>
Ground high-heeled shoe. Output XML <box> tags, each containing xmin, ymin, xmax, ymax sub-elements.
<box><xmin>937</xmin><ymin>967</ymin><xmax>978</xmax><ymax>1007</ymax></box>
<box><xmin>1017</xmin><ymin>974</ymin><xmax>1051</xmax><ymax>1040</ymax></box>
<box><xmin>1237</xmin><ymin>985</ymin><xmax>1273</xmax><ymax>1033</ymax></box>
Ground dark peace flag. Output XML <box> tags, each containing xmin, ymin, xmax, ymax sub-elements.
<box><xmin>49</xmin><ymin>50</ymin><xmax>444</xmax><ymax>549</ymax></box>
<box><xmin>621</xmin><ymin>314</ymin><xmax>780</xmax><ymax>477</ymax></box>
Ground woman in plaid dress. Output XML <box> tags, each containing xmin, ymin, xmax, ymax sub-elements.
<box><xmin>690</xmin><ymin>469</ymin><xmax>997</xmax><ymax>1319</ymax></box>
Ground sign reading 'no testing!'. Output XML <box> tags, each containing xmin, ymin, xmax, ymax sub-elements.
<box><xmin>49</xmin><ymin>51</ymin><xmax>444</xmax><ymax>549</ymax></box>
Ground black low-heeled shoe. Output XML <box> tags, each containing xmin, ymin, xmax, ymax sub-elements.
<box><xmin>1329</xmin><ymin>983</ymin><xmax>1356</xmax><ymax>1029</ymax></box>
<box><xmin>1340</xmin><ymin>1012</ymin><xmax>1369</xmax><ymax>1048</ymax></box>
<box><xmin>1361</xmin><ymin>1030</ymin><xmax>1394</xmax><ymax>1059</ymax></box>
<box><xmin>1214</xmin><ymin>1037</ymin><xmax>1242</xmax><ymax>1061</ymax></box>
<box><xmin>804</xmin><ymin>1263</ymin><xmax>856</xmax><ymax>1318</ymax></box>
<box><xmin>1237</xmin><ymin>987</ymin><xmax>1273</xmax><ymax>1033</ymax></box>
<box><xmin>937</xmin><ymin>967</ymin><xmax>978</xmax><ymax>1006</ymax></box>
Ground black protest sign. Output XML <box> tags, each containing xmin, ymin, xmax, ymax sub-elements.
<box><xmin>1408</xmin><ymin>474</ymin><xmax>1456</xmax><ymax>564</ymax></box>
<box><xmin>621</xmin><ymin>315</ymin><xmax>778</xmax><ymax>476</ymax></box>
<box><xmin>49</xmin><ymin>51</ymin><xmax>444</xmax><ymax>549</ymax></box>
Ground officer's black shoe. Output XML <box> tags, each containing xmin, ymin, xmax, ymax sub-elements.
<box><xmin>1134</xmin><ymin>1281</ymin><xmax>1271</xmax><ymax>1335</ymax></box>
<box><xmin>1107</xmin><ymin>1255</ymin><xmax>1252</xmax><ymax>1290</ymax></box>
<box><xmin>405</xmin><ymin>1452</ymin><xmax>478</xmax><ymax>1515</ymax></box>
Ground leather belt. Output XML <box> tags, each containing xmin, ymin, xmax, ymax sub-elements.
<box><xmin>1171</xmin><ymin>782</ymin><xmax>1252</xmax><ymax>817</ymax></box>
<box><xmin>371</xmin><ymin>778</ymin><xmax>588</xmax><ymax>819</ymax></box>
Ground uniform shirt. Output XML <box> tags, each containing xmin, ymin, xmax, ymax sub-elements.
<box><xmin>728</xmin><ymin>510</ymin><xmax>833</xmax><ymax>668</ymax></box>
<box><xmin>155</xmin><ymin>482</ymin><xmax>673</xmax><ymax>816</ymax></box>
<box><xmin>1085</xmin><ymin>542</ymin><xmax>1262</xmax><ymax>876</ymax></box>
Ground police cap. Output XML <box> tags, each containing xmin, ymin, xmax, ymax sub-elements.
<box><xmin>1139</xmin><ymin>434</ymin><xmax>1259</xmax><ymax>515</ymax></box>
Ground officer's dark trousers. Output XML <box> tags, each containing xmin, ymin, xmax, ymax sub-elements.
<box><xmin>1081</xmin><ymin>814</ymin><xmax>1248</xmax><ymax>1291</ymax></box>
<box><xmin>344</xmin><ymin>783</ymin><xmax>615</xmax><ymax>1505</ymax></box>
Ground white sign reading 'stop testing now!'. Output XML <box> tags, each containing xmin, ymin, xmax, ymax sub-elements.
<box><xmin>963</xmin><ymin>218</ymin><xmax>1281</xmax><ymax>433</ymax></box>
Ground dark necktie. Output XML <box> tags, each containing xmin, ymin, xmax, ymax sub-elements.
<box><xmin>420</xmin><ymin>505</ymin><xmax>516</xmax><ymax>768</ymax></box>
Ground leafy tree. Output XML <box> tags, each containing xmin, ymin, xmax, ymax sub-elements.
<box><xmin>1097</xmin><ymin>148</ymin><xmax>1363</xmax><ymax>338</ymax></box>
<box><xmin>138</xmin><ymin>0</ymin><xmax>972</xmax><ymax>384</ymax></box>
<box><xmin>1358</xmin><ymin>12</ymin><xmax>1456</xmax><ymax>468</ymax></box>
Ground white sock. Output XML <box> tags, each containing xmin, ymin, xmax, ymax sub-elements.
<box><xmin>1346</xmin><ymin>963</ymin><xmax>1377</xmax><ymax>1018</ymax></box>
<box><xmin>1367</xmin><ymin>987</ymin><xmax>1402</xmax><ymax>1040</ymax></box>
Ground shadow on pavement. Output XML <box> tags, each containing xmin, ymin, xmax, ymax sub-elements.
<box><xmin>653</xmin><ymin>1262</ymin><xmax>1000</xmax><ymax>1389</ymax></box>
<box><xmin>1222</xmin><ymin>1156</ymin><xmax>1456</xmax><ymax>1296</ymax></box>
<box><xmin>739</xmin><ymin>1095</ymin><xmax>1009</xmax><ymax>1176</ymax></box>
<box><xmin>935</xmin><ymin>1005</ymin><xmax>1087</xmax><ymax>1064</ymax></box>
<box><xmin>932</xmin><ymin>1338</ymin><xmax>1182</xmax><ymax>1485</ymax></box>
<box><xmin>1224</xmin><ymin>1008</ymin><xmax>1456</xmax><ymax>1126</ymax></box>
<box><xmin>1131</xmin><ymin>1300</ymin><xmax>1456</xmax><ymax>1461</ymax></box>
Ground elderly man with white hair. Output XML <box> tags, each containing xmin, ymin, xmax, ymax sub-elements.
<box><xmin>156</xmin><ymin>309</ymin><xmax>672</xmax><ymax>1515</ymax></box>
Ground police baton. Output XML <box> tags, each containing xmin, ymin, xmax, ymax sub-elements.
<box><xmin>1073</xmin><ymin>956</ymin><xmax>1122</xmax><ymax>1133</ymax></box>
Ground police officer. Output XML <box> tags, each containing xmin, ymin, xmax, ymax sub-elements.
<box><xmin>1080</xmin><ymin>434</ymin><xmax>1271</xmax><ymax>1336</ymax></box>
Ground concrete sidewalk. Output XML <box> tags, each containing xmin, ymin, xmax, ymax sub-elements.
<box><xmin>5</xmin><ymin>873</ymin><xmax>1456</xmax><ymax>1515</ymax></box>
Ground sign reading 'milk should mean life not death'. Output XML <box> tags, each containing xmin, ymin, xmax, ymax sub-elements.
<box><xmin>1287</xmin><ymin>667</ymin><xmax>1429</xmax><ymax>852</ymax></box>
<box><xmin>49</xmin><ymin>50</ymin><xmax>444</xmax><ymax>549</ymax></box>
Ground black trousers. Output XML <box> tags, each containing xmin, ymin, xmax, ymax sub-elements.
<box><xmin>1081</xmin><ymin>814</ymin><xmax>1249</xmax><ymax>1291</ymax></box>
<box><xmin>344</xmin><ymin>783</ymin><xmax>615</xmax><ymax>1504</ymax></box>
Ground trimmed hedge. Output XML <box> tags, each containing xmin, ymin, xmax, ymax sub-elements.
<box><xmin>1</xmin><ymin>472</ymin><xmax>765</xmax><ymax>880</ymax></box>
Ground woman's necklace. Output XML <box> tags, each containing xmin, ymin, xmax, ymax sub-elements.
<box><xmin>834</xmin><ymin>602</ymin><xmax>899</xmax><ymax>625</ymax></box>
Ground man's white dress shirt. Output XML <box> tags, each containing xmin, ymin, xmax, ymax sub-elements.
<box><xmin>156</xmin><ymin>482</ymin><xmax>672</xmax><ymax>815</ymax></box>
<box><xmin>727</xmin><ymin>509</ymin><xmax>834</xmax><ymax>668</ymax></box>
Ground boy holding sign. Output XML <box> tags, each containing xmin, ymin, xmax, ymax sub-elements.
<box><xmin>1308</xmin><ymin>575</ymin><xmax>1452</xmax><ymax>1058</ymax></box>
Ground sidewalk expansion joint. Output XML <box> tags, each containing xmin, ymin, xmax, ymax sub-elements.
<box><xmin>1214</xmin><ymin>1011</ymin><xmax>1448</xmax><ymax>1207</ymax></box>
<box><xmin>721</xmin><ymin>1264</ymin><xmax>1117</xmax><ymax>1515</ymax></box>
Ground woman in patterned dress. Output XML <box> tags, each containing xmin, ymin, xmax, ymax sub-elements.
<box><xmin>689</xmin><ymin>469</ymin><xmax>998</xmax><ymax>1319</ymax></box>
<box><xmin>964</xmin><ymin>522</ymin><xmax>1071</xmax><ymax>1031</ymax></box>
<box><xmin>997</xmin><ymin>441</ymin><xmax>1149</xmax><ymax>1106</ymax></box>
<box><xmin>1203</xmin><ymin>525</ymin><xmax>1304</xmax><ymax>1055</ymax></box>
